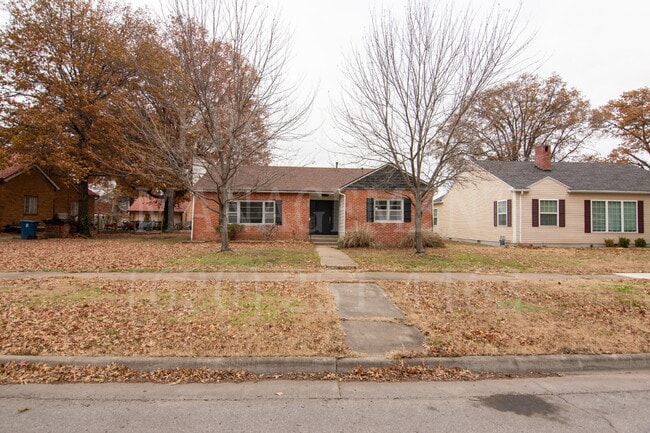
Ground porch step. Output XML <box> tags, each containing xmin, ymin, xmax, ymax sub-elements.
<box><xmin>310</xmin><ymin>234</ymin><xmax>339</xmax><ymax>246</ymax></box>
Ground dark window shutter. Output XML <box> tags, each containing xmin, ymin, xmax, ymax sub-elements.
<box><xmin>532</xmin><ymin>199</ymin><xmax>539</xmax><ymax>227</ymax></box>
<box><xmin>584</xmin><ymin>200</ymin><xmax>591</xmax><ymax>233</ymax></box>
<box><xmin>638</xmin><ymin>200</ymin><xmax>644</xmax><ymax>234</ymax></box>
<box><xmin>559</xmin><ymin>199</ymin><xmax>566</xmax><ymax>227</ymax></box>
<box><xmin>366</xmin><ymin>198</ymin><xmax>374</xmax><ymax>222</ymax></box>
<box><xmin>493</xmin><ymin>201</ymin><xmax>497</xmax><ymax>227</ymax></box>
<box><xmin>403</xmin><ymin>198</ymin><xmax>412</xmax><ymax>223</ymax></box>
<box><xmin>275</xmin><ymin>200</ymin><xmax>282</xmax><ymax>225</ymax></box>
<box><xmin>507</xmin><ymin>199</ymin><xmax>512</xmax><ymax>227</ymax></box>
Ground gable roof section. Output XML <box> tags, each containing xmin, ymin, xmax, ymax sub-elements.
<box><xmin>341</xmin><ymin>164</ymin><xmax>414</xmax><ymax>190</ymax></box>
<box><xmin>474</xmin><ymin>160</ymin><xmax>650</xmax><ymax>193</ymax></box>
<box><xmin>195</xmin><ymin>166</ymin><xmax>370</xmax><ymax>193</ymax></box>
<box><xmin>0</xmin><ymin>163</ymin><xmax>60</xmax><ymax>190</ymax></box>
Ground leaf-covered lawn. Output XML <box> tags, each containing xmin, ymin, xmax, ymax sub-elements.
<box><xmin>344</xmin><ymin>242</ymin><xmax>650</xmax><ymax>274</ymax></box>
<box><xmin>383</xmin><ymin>279</ymin><xmax>650</xmax><ymax>357</ymax></box>
<box><xmin>0</xmin><ymin>278</ymin><xmax>347</xmax><ymax>357</ymax></box>
<box><xmin>0</xmin><ymin>236</ymin><xmax>320</xmax><ymax>272</ymax></box>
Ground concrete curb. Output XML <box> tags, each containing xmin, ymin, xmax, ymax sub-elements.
<box><xmin>1</xmin><ymin>354</ymin><xmax>648</xmax><ymax>375</ymax></box>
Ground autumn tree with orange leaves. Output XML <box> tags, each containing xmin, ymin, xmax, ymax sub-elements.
<box><xmin>593</xmin><ymin>87</ymin><xmax>650</xmax><ymax>170</ymax></box>
<box><xmin>0</xmin><ymin>0</ymin><xmax>158</xmax><ymax>236</ymax></box>
<box><xmin>462</xmin><ymin>73</ymin><xmax>594</xmax><ymax>162</ymax></box>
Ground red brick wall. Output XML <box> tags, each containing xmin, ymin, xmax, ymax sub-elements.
<box><xmin>192</xmin><ymin>192</ymin><xmax>312</xmax><ymax>241</ymax></box>
<box><xmin>343</xmin><ymin>189</ymin><xmax>434</xmax><ymax>246</ymax></box>
<box><xmin>0</xmin><ymin>170</ymin><xmax>95</xmax><ymax>229</ymax></box>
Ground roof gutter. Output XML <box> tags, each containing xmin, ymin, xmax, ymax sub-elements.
<box><xmin>568</xmin><ymin>190</ymin><xmax>650</xmax><ymax>195</ymax></box>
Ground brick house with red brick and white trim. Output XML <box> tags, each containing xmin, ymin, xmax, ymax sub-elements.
<box><xmin>191</xmin><ymin>164</ymin><xmax>434</xmax><ymax>245</ymax></box>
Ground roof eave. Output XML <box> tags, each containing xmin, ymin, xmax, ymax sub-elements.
<box><xmin>568</xmin><ymin>189</ymin><xmax>650</xmax><ymax>195</ymax></box>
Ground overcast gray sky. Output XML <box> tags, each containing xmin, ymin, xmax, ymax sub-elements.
<box><xmin>133</xmin><ymin>0</ymin><xmax>650</xmax><ymax>166</ymax></box>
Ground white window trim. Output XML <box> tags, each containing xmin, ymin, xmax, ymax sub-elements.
<box><xmin>374</xmin><ymin>199</ymin><xmax>403</xmax><ymax>223</ymax></box>
<box><xmin>228</xmin><ymin>200</ymin><xmax>276</xmax><ymax>225</ymax></box>
<box><xmin>497</xmin><ymin>200</ymin><xmax>508</xmax><ymax>227</ymax></box>
<box><xmin>592</xmin><ymin>200</ymin><xmax>638</xmax><ymax>233</ymax></box>
<box><xmin>539</xmin><ymin>199</ymin><xmax>559</xmax><ymax>227</ymax></box>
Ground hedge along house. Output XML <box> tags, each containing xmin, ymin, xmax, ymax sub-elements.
<box><xmin>191</xmin><ymin>164</ymin><xmax>434</xmax><ymax>244</ymax></box>
<box><xmin>435</xmin><ymin>146</ymin><xmax>650</xmax><ymax>246</ymax></box>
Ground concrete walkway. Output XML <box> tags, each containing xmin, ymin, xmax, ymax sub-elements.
<box><xmin>329</xmin><ymin>283</ymin><xmax>425</xmax><ymax>356</ymax></box>
<box><xmin>315</xmin><ymin>246</ymin><xmax>358</xmax><ymax>269</ymax></box>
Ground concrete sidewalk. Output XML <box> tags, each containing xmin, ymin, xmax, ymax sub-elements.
<box><xmin>316</xmin><ymin>246</ymin><xmax>359</xmax><ymax>269</ymax></box>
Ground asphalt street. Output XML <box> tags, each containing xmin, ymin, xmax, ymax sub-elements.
<box><xmin>1</xmin><ymin>370</ymin><xmax>649</xmax><ymax>432</ymax></box>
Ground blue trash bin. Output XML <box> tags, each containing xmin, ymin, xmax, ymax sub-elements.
<box><xmin>20</xmin><ymin>220</ymin><xmax>38</xmax><ymax>239</ymax></box>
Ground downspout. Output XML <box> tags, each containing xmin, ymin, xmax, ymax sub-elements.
<box><xmin>519</xmin><ymin>190</ymin><xmax>524</xmax><ymax>244</ymax></box>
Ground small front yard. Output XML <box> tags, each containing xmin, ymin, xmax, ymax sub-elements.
<box><xmin>0</xmin><ymin>278</ymin><xmax>347</xmax><ymax>357</ymax></box>
<box><xmin>383</xmin><ymin>279</ymin><xmax>649</xmax><ymax>357</ymax></box>
<box><xmin>344</xmin><ymin>242</ymin><xmax>650</xmax><ymax>274</ymax></box>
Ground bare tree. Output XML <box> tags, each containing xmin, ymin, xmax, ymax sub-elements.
<box><xmin>129</xmin><ymin>0</ymin><xmax>310</xmax><ymax>250</ymax></box>
<box><xmin>336</xmin><ymin>0</ymin><xmax>530</xmax><ymax>253</ymax></box>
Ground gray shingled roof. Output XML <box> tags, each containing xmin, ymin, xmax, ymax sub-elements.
<box><xmin>195</xmin><ymin>165</ymin><xmax>370</xmax><ymax>193</ymax></box>
<box><xmin>474</xmin><ymin>160</ymin><xmax>650</xmax><ymax>192</ymax></box>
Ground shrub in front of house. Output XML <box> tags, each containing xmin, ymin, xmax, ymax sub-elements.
<box><xmin>215</xmin><ymin>224</ymin><xmax>244</xmax><ymax>240</ymax></box>
<box><xmin>604</xmin><ymin>239</ymin><xmax>616</xmax><ymax>247</ymax></box>
<box><xmin>635</xmin><ymin>238</ymin><xmax>647</xmax><ymax>248</ymax></box>
<box><xmin>342</xmin><ymin>224</ymin><xmax>376</xmax><ymax>248</ymax></box>
<box><xmin>399</xmin><ymin>230</ymin><xmax>445</xmax><ymax>248</ymax></box>
<box><xmin>618</xmin><ymin>237</ymin><xmax>631</xmax><ymax>248</ymax></box>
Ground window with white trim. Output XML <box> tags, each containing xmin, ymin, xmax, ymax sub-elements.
<box><xmin>374</xmin><ymin>199</ymin><xmax>403</xmax><ymax>222</ymax></box>
<box><xmin>497</xmin><ymin>200</ymin><xmax>508</xmax><ymax>226</ymax></box>
<box><xmin>23</xmin><ymin>195</ymin><xmax>38</xmax><ymax>215</ymax></box>
<box><xmin>539</xmin><ymin>199</ymin><xmax>558</xmax><ymax>226</ymax></box>
<box><xmin>592</xmin><ymin>200</ymin><xmax>637</xmax><ymax>233</ymax></box>
<box><xmin>227</xmin><ymin>201</ymin><xmax>276</xmax><ymax>224</ymax></box>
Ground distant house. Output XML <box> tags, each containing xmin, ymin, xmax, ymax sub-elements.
<box><xmin>127</xmin><ymin>196</ymin><xmax>191</xmax><ymax>229</ymax></box>
<box><xmin>0</xmin><ymin>164</ymin><xmax>96</xmax><ymax>231</ymax></box>
<box><xmin>435</xmin><ymin>146</ymin><xmax>650</xmax><ymax>246</ymax></box>
<box><xmin>191</xmin><ymin>164</ymin><xmax>434</xmax><ymax>245</ymax></box>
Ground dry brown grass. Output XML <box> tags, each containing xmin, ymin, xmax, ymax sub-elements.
<box><xmin>0</xmin><ymin>278</ymin><xmax>347</xmax><ymax>357</ymax></box>
<box><xmin>383</xmin><ymin>279</ymin><xmax>649</xmax><ymax>357</ymax></box>
<box><xmin>345</xmin><ymin>242</ymin><xmax>650</xmax><ymax>274</ymax></box>
<box><xmin>0</xmin><ymin>236</ymin><xmax>320</xmax><ymax>272</ymax></box>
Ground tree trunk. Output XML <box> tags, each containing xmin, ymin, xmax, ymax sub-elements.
<box><xmin>414</xmin><ymin>198</ymin><xmax>425</xmax><ymax>254</ymax></box>
<box><xmin>162</xmin><ymin>189</ymin><xmax>175</xmax><ymax>232</ymax></box>
<box><xmin>219</xmin><ymin>186</ymin><xmax>231</xmax><ymax>252</ymax></box>
<box><xmin>77</xmin><ymin>178</ymin><xmax>92</xmax><ymax>237</ymax></box>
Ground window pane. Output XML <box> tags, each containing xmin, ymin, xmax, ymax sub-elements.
<box><xmin>607</xmin><ymin>201</ymin><xmax>622</xmax><ymax>232</ymax></box>
<box><xmin>592</xmin><ymin>201</ymin><xmax>606</xmax><ymax>232</ymax></box>
<box><xmin>540</xmin><ymin>200</ymin><xmax>557</xmax><ymax>213</ymax></box>
<box><xmin>623</xmin><ymin>202</ymin><xmax>637</xmax><ymax>232</ymax></box>
<box><xmin>497</xmin><ymin>201</ymin><xmax>507</xmax><ymax>213</ymax></box>
<box><xmin>263</xmin><ymin>201</ymin><xmax>275</xmax><ymax>224</ymax></box>
<box><xmin>240</xmin><ymin>202</ymin><xmax>263</xmax><ymax>223</ymax></box>
<box><xmin>498</xmin><ymin>214</ymin><xmax>507</xmax><ymax>226</ymax></box>
<box><xmin>540</xmin><ymin>214</ymin><xmax>557</xmax><ymax>226</ymax></box>
<box><xmin>227</xmin><ymin>202</ymin><xmax>238</xmax><ymax>223</ymax></box>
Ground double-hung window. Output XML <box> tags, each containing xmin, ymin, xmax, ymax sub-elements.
<box><xmin>592</xmin><ymin>200</ymin><xmax>637</xmax><ymax>233</ymax></box>
<box><xmin>539</xmin><ymin>200</ymin><xmax>558</xmax><ymax>226</ymax></box>
<box><xmin>374</xmin><ymin>199</ymin><xmax>403</xmax><ymax>222</ymax></box>
<box><xmin>23</xmin><ymin>196</ymin><xmax>38</xmax><ymax>215</ymax></box>
<box><xmin>228</xmin><ymin>201</ymin><xmax>276</xmax><ymax>224</ymax></box>
<box><xmin>496</xmin><ymin>200</ymin><xmax>508</xmax><ymax>226</ymax></box>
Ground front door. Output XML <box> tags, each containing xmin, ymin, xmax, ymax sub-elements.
<box><xmin>309</xmin><ymin>200</ymin><xmax>334</xmax><ymax>235</ymax></box>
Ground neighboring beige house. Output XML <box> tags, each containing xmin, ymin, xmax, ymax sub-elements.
<box><xmin>435</xmin><ymin>146</ymin><xmax>650</xmax><ymax>246</ymax></box>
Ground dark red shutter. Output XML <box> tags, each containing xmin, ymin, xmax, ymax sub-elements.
<box><xmin>584</xmin><ymin>200</ymin><xmax>591</xmax><ymax>233</ymax></box>
<box><xmin>638</xmin><ymin>200</ymin><xmax>644</xmax><ymax>234</ymax></box>
<box><xmin>493</xmin><ymin>201</ymin><xmax>497</xmax><ymax>227</ymax></box>
<box><xmin>559</xmin><ymin>199</ymin><xmax>566</xmax><ymax>227</ymax></box>
<box><xmin>532</xmin><ymin>199</ymin><xmax>539</xmax><ymax>227</ymax></box>
<box><xmin>507</xmin><ymin>199</ymin><xmax>512</xmax><ymax>227</ymax></box>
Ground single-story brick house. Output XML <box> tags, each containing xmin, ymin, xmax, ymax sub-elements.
<box><xmin>434</xmin><ymin>146</ymin><xmax>650</xmax><ymax>246</ymax></box>
<box><xmin>191</xmin><ymin>164</ymin><xmax>434</xmax><ymax>244</ymax></box>
<box><xmin>128</xmin><ymin>196</ymin><xmax>192</xmax><ymax>228</ymax></box>
<box><xmin>0</xmin><ymin>163</ymin><xmax>96</xmax><ymax>231</ymax></box>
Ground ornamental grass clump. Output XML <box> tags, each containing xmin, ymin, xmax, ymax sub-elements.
<box><xmin>342</xmin><ymin>225</ymin><xmax>376</xmax><ymax>248</ymax></box>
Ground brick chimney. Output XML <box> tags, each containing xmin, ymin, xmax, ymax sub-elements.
<box><xmin>534</xmin><ymin>145</ymin><xmax>552</xmax><ymax>171</ymax></box>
